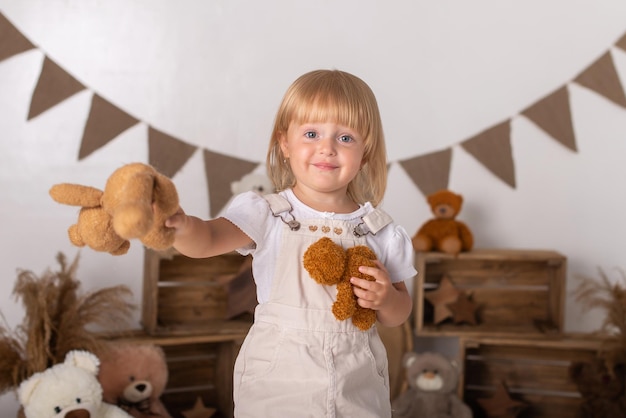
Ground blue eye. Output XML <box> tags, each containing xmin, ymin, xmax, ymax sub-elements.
<box><xmin>305</xmin><ymin>131</ymin><xmax>317</xmax><ymax>139</ymax></box>
<box><xmin>338</xmin><ymin>135</ymin><xmax>353</xmax><ymax>143</ymax></box>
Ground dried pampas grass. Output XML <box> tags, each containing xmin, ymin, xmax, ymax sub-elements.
<box><xmin>574</xmin><ymin>268</ymin><xmax>626</xmax><ymax>368</ymax></box>
<box><xmin>0</xmin><ymin>252</ymin><xmax>135</xmax><ymax>395</ymax></box>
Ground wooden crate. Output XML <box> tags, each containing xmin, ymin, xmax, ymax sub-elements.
<box><xmin>459</xmin><ymin>335</ymin><xmax>608</xmax><ymax>418</ymax></box>
<box><xmin>414</xmin><ymin>249</ymin><xmax>566</xmax><ymax>336</ymax></box>
<box><xmin>142</xmin><ymin>249</ymin><xmax>254</xmax><ymax>336</ymax></box>
<box><xmin>113</xmin><ymin>332</ymin><xmax>244</xmax><ymax>418</ymax></box>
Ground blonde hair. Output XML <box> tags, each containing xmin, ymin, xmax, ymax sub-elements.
<box><xmin>266</xmin><ymin>69</ymin><xmax>387</xmax><ymax>206</ymax></box>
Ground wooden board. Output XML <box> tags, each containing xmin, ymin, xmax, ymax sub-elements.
<box><xmin>414</xmin><ymin>249</ymin><xmax>566</xmax><ymax>336</ymax></box>
<box><xmin>143</xmin><ymin>249</ymin><xmax>254</xmax><ymax>335</ymax></box>
<box><xmin>459</xmin><ymin>335</ymin><xmax>605</xmax><ymax>418</ymax></box>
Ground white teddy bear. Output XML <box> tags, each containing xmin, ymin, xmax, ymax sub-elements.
<box><xmin>230</xmin><ymin>172</ymin><xmax>274</xmax><ymax>196</ymax></box>
<box><xmin>18</xmin><ymin>350</ymin><xmax>131</xmax><ymax>418</ymax></box>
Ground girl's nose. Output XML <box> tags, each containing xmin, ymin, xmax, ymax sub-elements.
<box><xmin>317</xmin><ymin>137</ymin><xmax>336</xmax><ymax>155</ymax></box>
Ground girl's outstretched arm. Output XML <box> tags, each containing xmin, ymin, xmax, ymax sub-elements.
<box><xmin>350</xmin><ymin>261</ymin><xmax>413</xmax><ymax>327</ymax></box>
<box><xmin>166</xmin><ymin>209</ymin><xmax>252</xmax><ymax>258</ymax></box>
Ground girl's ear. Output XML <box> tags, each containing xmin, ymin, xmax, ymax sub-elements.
<box><xmin>279</xmin><ymin>133</ymin><xmax>289</xmax><ymax>158</ymax></box>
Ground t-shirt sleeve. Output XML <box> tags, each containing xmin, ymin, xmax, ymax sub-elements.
<box><xmin>382</xmin><ymin>224</ymin><xmax>418</xmax><ymax>284</ymax></box>
<box><xmin>221</xmin><ymin>191</ymin><xmax>271</xmax><ymax>255</ymax></box>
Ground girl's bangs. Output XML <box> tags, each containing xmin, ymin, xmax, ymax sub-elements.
<box><xmin>290</xmin><ymin>93</ymin><xmax>370</xmax><ymax>137</ymax></box>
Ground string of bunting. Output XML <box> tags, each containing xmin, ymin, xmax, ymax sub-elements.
<box><xmin>2</xmin><ymin>11</ymin><xmax>626</xmax><ymax>215</ymax></box>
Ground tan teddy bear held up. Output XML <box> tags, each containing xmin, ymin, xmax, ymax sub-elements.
<box><xmin>412</xmin><ymin>189</ymin><xmax>473</xmax><ymax>255</ymax></box>
<box><xmin>303</xmin><ymin>237</ymin><xmax>378</xmax><ymax>331</ymax></box>
<box><xmin>49</xmin><ymin>162</ymin><xmax>179</xmax><ymax>255</ymax></box>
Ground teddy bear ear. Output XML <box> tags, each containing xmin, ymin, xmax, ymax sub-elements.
<box><xmin>64</xmin><ymin>350</ymin><xmax>100</xmax><ymax>375</ymax></box>
<box><xmin>402</xmin><ymin>351</ymin><xmax>419</xmax><ymax>368</ymax></box>
<box><xmin>18</xmin><ymin>374</ymin><xmax>42</xmax><ymax>405</ymax></box>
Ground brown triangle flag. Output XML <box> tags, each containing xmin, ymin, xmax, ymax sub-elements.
<box><xmin>203</xmin><ymin>150</ymin><xmax>259</xmax><ymax>216</ymax></box>
<box><xmin>521</xmin><ymin>85</ymin><xmax>577</xmax><ymax>152</ymax></box>
<box><xmin>461</xmin><ymin>120</ymin><xmax>516</xmax><ymax>188</ymax></box>
<box><xmin>0</xmin><ymin>12</ymin><xmax>35</xmax><ymax>62</ymax></box>
<box><xmin>399</xmin><ymin>148</ymin><xmax>451</xmax><ymax>196</ymax></box>
<box><xmin>148</xmin><ymin>127</ymin><xmax>197</xmax><ymax>177</ymax></box>
<box><xmin>78</xmin><ymin>94</ymin><xmax>140</xmax><ymax>160</ymax></box>
<box><xmin>28</xmin><ymin>57</ymin><xmax>86</xmax><ymax>120</ymax></box>
<box><xmin>615</xmin><ymin>32</ymin><xmax>626</xmax><ymax>52</ymax></box>
<box><xmin>574</xmin><ymin>51</ymin><xmax>626</xmax><ymax>108</ymax></box>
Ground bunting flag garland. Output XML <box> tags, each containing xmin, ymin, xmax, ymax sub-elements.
<box><xmin>617</xmin><ymin>33</ymin><xmax>626</xmax><ymax>52</ymax></box>
<box><xmin>148</xmin><ymin>127</ymin><xmax>197</xmax><ymax>178</ymax></box>
<box><xmin>203</xmin><ymin>150</ymin><xmax>259</xmax><ymax>217</ymax></box>
<box><xmin>521</xmin><ymin>86</ymin><xmax>577</xmax><ymax>152</ymax></box>
<box><xmin>28</xmin><ymin>56</ymin><xmax>86</xmax><ymax>120</ymax></box>
<box><xmin>461</xmin><ymin>120</ymin><xmax>516</xmax><ymax>189</ymax></box>
<box><xmin>0</xmin><ymin>13</ymin><xmax>34</xmax><ymax>62</ymax></box>
<box><xmin>78</xmin><ymin>94</ymin><xmax>140</xmax><ymax>160</ymax></box>
<box><xmin>399</xmin><ymin>148</ymin><xmax>452</xmax><ymax>196</ymax></box>
<box><xmin>573</xmin><ymin>51</ymin><xmax>626</xmax><ymax>108</ymax></box>
<box><xmin>1</xmin><ymin>10</ymin><xmax>626</xmax><ymax>211</ymax></box>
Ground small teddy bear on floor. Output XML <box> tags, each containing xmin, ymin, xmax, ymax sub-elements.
<box><xmin>391</xmin><ymin>351</ymin><xmax>472</xmax><ymax>418</ymax></box>
<box><xmin>412</xmin><ymin>189</ymin><xmax>473</xmax><ymax>255</ymax></box>
<box><xmin>50</xmin><ymin>162</ymin><xmax>179</xmax><ymax>255</ymax></box>
<box><xmin>303</xmin><ymin>237</ymin><xmax>378</xmax><ymax>331</ymax></box>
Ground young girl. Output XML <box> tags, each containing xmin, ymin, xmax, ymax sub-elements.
<box><xmin>166</xmin><ymin>69</ymin><xmax>416</xmax><ymax>417</ymax></box>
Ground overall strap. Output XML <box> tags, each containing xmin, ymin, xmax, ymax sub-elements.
<box><xmin>263</xmin><ymin>193</ymin><xmax>292</xmax><ymax>215</ymax></box>
<box><xmin>263</xmin><ymin>193</ymin><xmax>300</xmax><ymax>231</ymax></box>
<box><xmin>354</xmin><ymin>208</ymin><xmax>393</xmax><ymax>236</ymax></box>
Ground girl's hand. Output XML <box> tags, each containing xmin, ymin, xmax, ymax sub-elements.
<box><xmin>350</xmin><ymin>260</ymin><xmax>413</xmax><ymax>327</ymax></box>
<box><xmin>350</xmin><ymin>260</ymin><xmax>393</xmax><ymax>311</ymax></box>
<box><xmin>164</xmin><ymin>207</ymin><xmax>187</xmax><ymax>232</ymax></box>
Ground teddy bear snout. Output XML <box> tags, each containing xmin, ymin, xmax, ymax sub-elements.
<box><xmin>124</xmin><ymin>381</ymin><xmax>153</xmax><ymax>402</ymax></box>
<box><xmin>435</xmin><ymin>205</ymin><xmax>453</xmax><ymax>218</ymax></box>
<box><xmin>65</xmin><ymin>409</ymin><xmax>90</xmax><ymax>418</ymax></box>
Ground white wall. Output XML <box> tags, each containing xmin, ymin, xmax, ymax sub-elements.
<box><xmin>2</xmin><ymin>0</ymin><xmax>626</xmax><ymax>413</ymax></box>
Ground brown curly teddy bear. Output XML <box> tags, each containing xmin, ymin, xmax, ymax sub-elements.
<box><xmin>303</xmin><ymin>237</ymin><xmax>378</xmax><ymax>331</ymax></box>
<box><xmin>49</xmin><ymin>162</ymin><xmax>179</xmax><ymax>255</ymax></box>
<box><xmin>97</xmin><ymin>342</ymin><xmax>173</xmax><ymax>418</ymax></box>
<box><xmin>412</xmin><ymin>189</ymin><xmax>473</xmax><ymax>255</ymax></box>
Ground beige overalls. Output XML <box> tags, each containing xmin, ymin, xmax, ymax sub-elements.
<box><xmin>233</xmin><ymin>194</ymin><xmax>392</xmax><ymax>418</ymax></box>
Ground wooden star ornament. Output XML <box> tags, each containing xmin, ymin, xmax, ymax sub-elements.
<box><xmin>477</xmin><ymin>381</ymin><xmax>528</xmax><ymax>418</ymax></box>
<box><xmin>447</xmin><ymin>290</ymin><xmax>479</xmax><ymax>325</ymax></box>
<box><xmin>424</xmin><ymin>276</ymin><xmax>461</xmax><ymax>324</ymax></box>
<box><xmin>181</xmin><ymin>397</ymin><xmax>217</xmax><ymax>418</ymax></box>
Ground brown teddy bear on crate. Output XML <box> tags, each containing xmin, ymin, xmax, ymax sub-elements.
<box><xmin>412</xmin><ymin>189</ymin><xmax>473</xmax><ymax>255</ymax></box>
<box><xmin>303</xmin><ymin>237</ymin><xmax>378</xmax><ymax>331</ymax></box>
<box><xmin>96</xmin><ymin>342</ymin><xmax>173</xmax><ymax>418</ymax></box>
<box><xmin>391</xmin><ymin>351</ymin><xmax>472</xmax><ymax>418</ymax></box>
<box><xmin>569</xmin><ymin>358</ymin><xmax>626</xmax><ymax>418</ymax></box>
<box><xmin>49</xmin><ymin>162</ymin><xmax>179</xmax><ymax>256</ymax></box>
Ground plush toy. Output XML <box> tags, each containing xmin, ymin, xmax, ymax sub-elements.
<box><xmin>0</xmin><ymin>253</ymin><xmax>134</xmax><ymax>405</ymax></box>
<box><xmin>412</xmin><ymin>189</ymin><xmax>473</xmax><ymax>255</ymax></box>
<box><xmin>391</xmin><ymin>351</ymin><xmax>472</xmax><ymax>418</ymax></box>
<box><xmin>230</xmin><ymin>171</ymin><xmax>275</xmax><ymax>196</ymax></box>
<box><xmin>18</xmin><ymin>350</ymin><xmax>131</xmax><ymax>418</ymax></box>
<box><xmin>569</xmin><ymin>359</ymin><xmax>626</xmax><ymax>417</ymax></box>
<box><xmin>97</xmin><ymin>342</ymin><xmax>173</xmax><ymax>418</ymax></box>
<box><xmin>303</xmin><ymin>237</ymin><xmax>377</xmax><ymax>331</ymax></box>
<box><xmin>49</xmin><ymin>162</ymin><xmax>179</xmax><ymax>255</ymax></box>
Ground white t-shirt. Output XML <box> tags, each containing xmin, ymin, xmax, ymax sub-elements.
<box><xmin>222</xmin><ymin>188</ymin><xmax>417</xmax><ymax>304</ymax></box>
